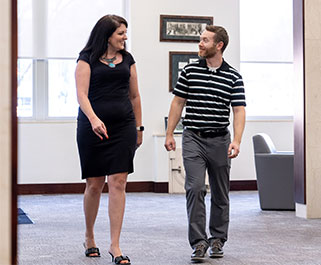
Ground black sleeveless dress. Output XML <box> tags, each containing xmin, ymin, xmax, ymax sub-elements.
<box><xmin>76</xmin><ymin>51</ymin><xmax>137</xmax><ymax>179</ymax></box>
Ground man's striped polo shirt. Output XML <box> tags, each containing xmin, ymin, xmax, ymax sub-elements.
<box><xmin>173</xmin><ymin>58</ymin><xmax>246</xmax><ymax>131</ymax></box>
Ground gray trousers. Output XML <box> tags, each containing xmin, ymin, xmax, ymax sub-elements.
<box><xmin>182</xmin><ymin>129</ymin><xmax>231</xmax><ymax>248</ymax></box>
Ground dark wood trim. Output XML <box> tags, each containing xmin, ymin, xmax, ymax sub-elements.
<box><xmin>18</xmin><ymin>183</ymin><xmax>86</xmax><ymax>195</ymax></box>
<box><xmin>11</xmin><ymin>0</ymin><xmax>18</xmax><ymax>264</ymax></box>
<box><xmin>293</xmin><ymin>0</ymin><xmax>306</xmax><ymax>204</ymax></box>
<box><xmin>17</xmin><ymin>180</ymin><xmax>256</xmax><ymax>195</ymax></box>
<box><xmin>154</xmin><ymin>182</ymin><xmax>169</xmax><ymax>193</ymax></box>
<box><xmin>17</xmin><ymin>182</ymin><xmax>169</xmax><ymax>195</ymax></box>
<box><xmin>230</xmin><ymin>180</ymin><xmax>257</xmax><ymax>191</ymax></box>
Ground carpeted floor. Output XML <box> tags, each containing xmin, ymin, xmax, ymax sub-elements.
<box><xmin>18</xmin><ymin>191</ymin><xmax>321</xmax><ymax>265</ymax></box>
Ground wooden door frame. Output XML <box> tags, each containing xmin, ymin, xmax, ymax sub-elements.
<box><xmin>293</xmin><ymin>0</ymin><xmax>306</xmax><ymax>204</ymax></box>
<box><xmin>11</xmin><ymin>0</ymin><xmax>17</xmax><ymax>264</ymax></box>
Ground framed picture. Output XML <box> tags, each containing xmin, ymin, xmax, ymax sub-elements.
<box><xmin>164</xmin><ymin>117</ymin><xmax>184</xmax><ymax>134</ymax></box>
<box><xmin>160</xmin><ymin>15</ymin><xmax>213</xmax><ymax>42</ymax></box>
<box><xmin>169</xmin><ymin>51</ymin><xmax>199</xmax><ymax>92</ymax></box>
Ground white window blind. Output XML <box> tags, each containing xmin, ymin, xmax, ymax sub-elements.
<box><xmin>240</xmin><ymin>0</ymin><xmax>294</xmax><ymax>117</ymax></box>
<box><xmin>47</xmin><ymin>0</ymin><xmax>124</xmax><ymax>58</ymax></box>
<box><xmin>18</xmin><ymin>0</ymin><xmax>126</xmax><ymax>118</ymax></box>
<box><xmin>240</xmin><ymin>0</ymin><xmax>293</xmax><ymax>62</ymax></box>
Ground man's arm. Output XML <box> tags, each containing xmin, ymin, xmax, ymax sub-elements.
<box><xmin>164</xmin><ymin>96</ymin><xmax>186</xmax><ymax>151</ymax></box>
<box><xmin>228</xmin><ymin>106</ymin><xmax>246</xmax><ymax>158</ymax></box>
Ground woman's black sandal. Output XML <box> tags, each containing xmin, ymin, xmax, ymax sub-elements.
<box><xmin>109</xmin><ymin>252</ymin><xmax>131</xmax><ymax>264</ymax></box>
<box><xmin>83</xmin><ymin>243</ymin><xmax>100</xmax><ymax>257</ymax></box>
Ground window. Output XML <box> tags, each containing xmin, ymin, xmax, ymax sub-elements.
<box><xmin>18</xmin><ymin>0</ymin><xmax>126</xmax><ymax>119</ymax></box>
<box><xmin>17</xmin><ymin>59</ymin><xmax>33</xmax><ymax>117</ymax></box>
<box><xmin>17</xmin><ymin>0</ymin><xmax>33</xmax><ymax>117</ymax></box>
<box><xmin>48</xmin><ymin>59</ymin><xmax>78</xmax><ymax>117</ymax></box>
<box><xmin>240</xmin><ymin>0</ymin><xmax>294</xmax><ymax>117</ymax></box>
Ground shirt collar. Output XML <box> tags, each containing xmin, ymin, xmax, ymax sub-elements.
<box><xmin>198</xmin><ymin>58</ymin><xmax>229</xmax><ymax>72</ymax></box>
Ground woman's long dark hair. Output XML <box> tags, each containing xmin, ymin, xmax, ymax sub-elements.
<box><xmin>81</xmin><ymin>15</ymin><xmax>128</xmax><ymax>64</ymax></box>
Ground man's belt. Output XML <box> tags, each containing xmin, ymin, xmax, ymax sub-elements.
<box><xmin>188</xmin><ymin>128</ymin><xmax>228</xmax><ymax>138</ymax></box>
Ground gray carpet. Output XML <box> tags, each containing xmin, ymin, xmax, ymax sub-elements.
<box><xmin>18</xmin><ymin>191</ymin><xmax>321</xmax><ymax>265</ymax></box>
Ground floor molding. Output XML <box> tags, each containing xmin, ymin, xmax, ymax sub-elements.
<box><xmin>17</xmin><ymin>180</ymin><xmax>257</xmax><ymax>195</ymax></box>
<box><xmin>17</xmin><ymin>182</ymin><xmax>168</xmax><ymax>195</ymax></box>
<box><xmin>230</xmin><ymin>180</ymin><xmax>257</xmax><ymax>191</ymax></box>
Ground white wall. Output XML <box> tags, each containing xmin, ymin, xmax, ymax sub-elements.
<box><xmin>18</xmin><ymin>0</ymin><xmax>294</xmax><ymax>184</ymax></box>
<box><xmin>19</xmin><ymin>121</ymin><xmax>80</xmax><ymax>183</ymax></box>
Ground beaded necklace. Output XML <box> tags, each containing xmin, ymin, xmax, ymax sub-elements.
<box><xmin>101</xmin><ymin>56</ymin><xmax>117</xmax><ymax>68</ymax></box>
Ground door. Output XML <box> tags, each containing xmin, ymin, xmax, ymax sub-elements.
<box><xmin>169</xmin><ymin>148</ymin><xmax>209</xmax><ymax>193</ymax></box>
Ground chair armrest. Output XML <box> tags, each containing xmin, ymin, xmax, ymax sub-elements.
<box><xmin>255</xmin><ymin>153</ymin><xmax>293</xmax><ymax>159</ymax></box>
<box><xmin>275</xmin><ymin>151</ymin><xmax>294</xmax><ymax>155</ymax></box>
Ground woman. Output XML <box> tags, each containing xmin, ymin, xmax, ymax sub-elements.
<box><xmin>75</xmin><ymin>15</ymin><xmax>143</xmax><ymax>264</ymax></box>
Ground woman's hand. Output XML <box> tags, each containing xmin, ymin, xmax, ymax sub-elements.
<box><xmin>136</xmin><ymin>131</ymin><xmax>143</xmax><ymax>148</ymax></box>
<box><xmin>90</xmin><ymin>117</ymin><xmax>108</xmax><ymax>140</ymax></box>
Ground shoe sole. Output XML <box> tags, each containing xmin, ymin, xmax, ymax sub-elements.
<box><xmin>209</xmin><ymin>254</ymin><xmax>224</xmax><ymax>258</ymax></box>
<box><xmin>191</xmin><ymin>257</ymin><xmax>206</xmax><ymax>263</ymax></box>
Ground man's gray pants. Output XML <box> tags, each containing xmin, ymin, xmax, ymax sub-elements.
<box><xmin>182</xmin><ymin>129</ymin><xmax>231</xmax><ymax>248</ymax></box>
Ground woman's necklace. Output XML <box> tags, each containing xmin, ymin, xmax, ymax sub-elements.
<box><xmin>101</xmin><ymin>55</ymin><xmax>117</xmax><ymax>68</ymax></box>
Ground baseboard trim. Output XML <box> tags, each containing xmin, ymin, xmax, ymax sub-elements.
<box><xmin>230</xmin><ymin>180</ymin><xmax>257</xmax><ymax>191</ymax></box>
<box><xmin>17</xmin><ymin>180</ymin><xmax>256</xmax><ymax>195</ymax></box>
<box><xmin>17</xmin><ymin>181</ymin><xmax>168</xmax><ymax>195</ymax></box>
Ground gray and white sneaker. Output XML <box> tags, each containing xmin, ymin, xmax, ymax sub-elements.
<box><xmin>209</xmin><ymin>239</ymin><xmax>224</xmax><ymax>258</ymax></box>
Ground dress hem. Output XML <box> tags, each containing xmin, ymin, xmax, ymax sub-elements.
<box><xmin>81</xmin><ymin>169</ymin><xmax>134</xmax><ymax>179</ymax></box>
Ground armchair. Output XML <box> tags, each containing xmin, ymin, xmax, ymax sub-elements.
<box><xmin>252</xmin><ymin>133</ymin><xmax>295</xmax><ymax>210</ymax></box>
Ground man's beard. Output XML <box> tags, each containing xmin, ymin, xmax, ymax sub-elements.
<box><xmin>198</xmin><ymin>46</ymin><xmax>217</xmax><ymax>58</ymax></box>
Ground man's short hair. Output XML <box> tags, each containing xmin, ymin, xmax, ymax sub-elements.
<box><xmin>205</xmin><ymin>25</ymin><xmax>229</xmax><ymax>53</ymax></box>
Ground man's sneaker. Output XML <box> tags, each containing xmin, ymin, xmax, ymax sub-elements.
<box><xmin>191</xmin><ymin>244</ymin><xmax>208</xmax><ymax>262</ymax></box>
<box><xmin>209</xmin><ymin>239</ymin><xmax>224</xmax><ymax>258</ymax></box>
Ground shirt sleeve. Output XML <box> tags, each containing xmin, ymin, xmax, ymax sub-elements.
<box><xmin>231</xmin><ymin>75</ymin><xmax>246</xmax><ymax>107</ymax></box>
<box><xmin>126</xmin><ymin>52</ymin><xmax>136</xmax><ymax>66</ymax></box>
<box><xmin>77</xmin><ymin>51</ymin><xmax>90</xmax><ymax>64</ymax></box>
<box><xmin>172</xmin><ymin>67</ymin><xmax>189</xmax><ymax>99</ymax></box>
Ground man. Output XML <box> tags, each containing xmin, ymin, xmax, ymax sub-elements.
<box><xmin>164</xmin><ymin>25</ymin><xmax>246</xmax><ymax>262</ymax></box>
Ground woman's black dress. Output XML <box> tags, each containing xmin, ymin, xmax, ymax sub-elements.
<box><xmin>76</xmin><ymin>51</ymin><xmax>137</xmax><ymax>179</ymax></box>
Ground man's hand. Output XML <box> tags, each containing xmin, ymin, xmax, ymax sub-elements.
<box><xmin>228</xmin><ymin>140</ymin><xmax>240</xmax><ymax>158</ymax></box>
<box><xmin>165</xmin><ymin>134</ymin><xmax>176</xmax><ymax>151</ymax></box>
<box><xmin>164</xmin><ymin>96</ymin><xmax>186</xmax><ymax>151</ymax></box>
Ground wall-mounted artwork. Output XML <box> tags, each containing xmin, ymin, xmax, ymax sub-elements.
<box><xmin>169</xmin><ymin>51</ymin><xmax>199</xmax><ymax>92</ymax></box>
<box><xmin>164</xmin><ymin>117</ymin><xmax>184</xmax><ymax>134</ymax></box>
<box><xmin>160</xmin><ymin>15</ymin><xmax>213</xmax><ymax>42</ymax></box>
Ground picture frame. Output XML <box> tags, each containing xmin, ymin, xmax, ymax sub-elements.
<box><xmin>169</xmin><ymin>51</ymin><xmax>199</xmax><ymax>92</ymax></box>
<box><xmin>164</xmin><ymin>117</ymin><xmax>184</xmax><ymax>134</ymax></box>
<box><xmin>160</xmin><ymin>15</ymin><xmax>213</xmax><ymax>42</ymax></box>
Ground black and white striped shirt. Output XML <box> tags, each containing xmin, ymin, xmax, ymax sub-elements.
<box><xmin>173</xmin><ymin>58</ymin><xmax>246</xmax><ymax>131</ymax></box>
